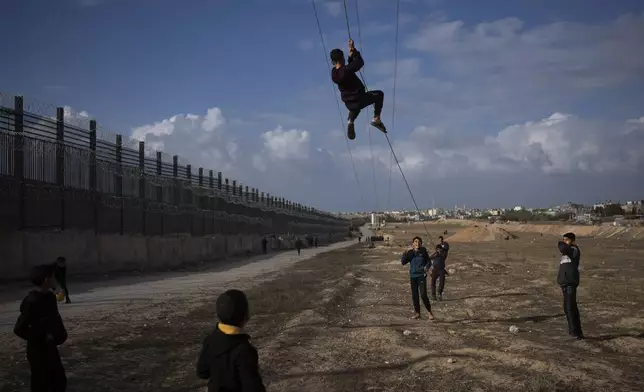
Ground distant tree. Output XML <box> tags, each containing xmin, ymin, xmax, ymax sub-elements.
<box><xmin>603</xmin><ymin>203</ymin><xmax>625</xmax><ymax>217</ymax></box>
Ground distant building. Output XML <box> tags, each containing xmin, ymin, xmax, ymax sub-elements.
<box><xmin>513</xmin><ymin>206</ymin><xmax>524</xmax><ymax>211</ymax></box>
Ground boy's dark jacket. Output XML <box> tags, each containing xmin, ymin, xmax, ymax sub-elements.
<box><xmin>331</xmin><ymin>50</ymin><xmax>365</xmax><ymax>106</ymax></box>
<box><xmin>14</xmin><ymin>290</ymin><xmax>68</xmax><ymax>347</ymax></box>
<box><xmin>197</xmin><ymin>324</ymin><xmax>266</xmax><ymax>392</ymax></box>
<box><xmin>401</xmin><ymin>247</ymin><xmax>431</xmax><ymax>278</ymax></box>
<box><xmin>557</xmin><ymin>241</ymin><xmax>581</xmax><ymax>287</ymax></box>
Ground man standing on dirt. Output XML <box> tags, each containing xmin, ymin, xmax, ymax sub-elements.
<box><xmin>401</xmin><ymin>237</ymin><xmax>435</xmax><ymax>320</ymax></box>
<box><xmin>438</xmin><ymin>236</ymin><xmax>449</xmax><ymax>260</ymax></box>
<box><xmin>557</xmin><ymin>232</ymin><xmax>584</xmax><ymax>340</ymax></box>
<box><xmin>429</xmin><ymin>245</ymin><xmax>447</xmax><ymax>301</ymax></box>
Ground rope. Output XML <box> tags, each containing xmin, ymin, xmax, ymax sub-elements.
<box><xmin>311</xmin><ymin>0</ymin><xmax>365</xmax><ymax>207</ymax></box>
<box><xmin>344</xmin><ymin>0</ymin><xmax>433</xmax><ymax>244</ymax></box>
<box><xmin>387</xmin><ymin>0</ymin><xmax>400</xmax><ymax>213</ymax></box>
<box><xmin>350</xmin><ymin>0</ymin><xmax>379</xmax><ymax>214</ymax></box>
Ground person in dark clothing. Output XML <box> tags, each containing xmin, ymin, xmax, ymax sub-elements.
<box><xmin>14</xmin><ymin>264</ymin><xmax>68</xmax><ymax>392</ymax></box>
<box><xmin>438</xmin><ymin>235</ymin><xmax>450</xmax><ymax>276</ymax></box>
<box><xmin>197</xmin><ymin>289</ymin><xmax>266</xmax><ymax>392</ymax></box>
<box><xmin>401</xmin><ymin>236</ymin><xmax>435</xmax><ymax>320</ymax></box>
<box><xmin>330</xmin><ymin>39</ymin><xmax>386</xmax><ymax>140</ymax></box>
<box><xmin>438</xmin><ymin>236</ymin><xmax>450</xmax><ymax>260</ymax></box>
<box><xmin>557</xmin><ymin>232</ymin><xmax>584</xmax><ymax>340</ymax></box>
<box><xmin>295</xmin><ymin>238</ymin><xmax>303</xmax><ymax>256</ymax></box>
<box><xmin>261</xmin><ymin>237</ymin><xmax>268</xmax><ymax>254</ymax></box>
<box><xmin>54</xmin><ymin>257</ymin><xmax>70</xmax><ymax>304</ymax></box>
<box><xmin>429</xmin><ymin>245</ymin><xmax>447</xmax><ymax>301</ymax></box>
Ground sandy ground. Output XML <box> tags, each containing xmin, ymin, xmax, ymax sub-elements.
<box><xmin>2</xmin><ymin>222</ymin><xmax>644</xmax><ymax>392</ymax></box>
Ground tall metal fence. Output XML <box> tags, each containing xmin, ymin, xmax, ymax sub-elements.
<box><xmin>0</xmin><ymin>95</ymin><xmax>347</xmax><ymax>236</ymax></box>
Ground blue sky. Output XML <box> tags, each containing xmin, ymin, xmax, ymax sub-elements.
<box><xmin>2</xmin><ymin>0</ymin><xmax>644</xmax><ymax>212</ymax></box>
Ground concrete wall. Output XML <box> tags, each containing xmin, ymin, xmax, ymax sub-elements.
<box><xmin>0</xmin><ymin>230</ymin><xmax>347</xmax><ymax>281</ymax></box>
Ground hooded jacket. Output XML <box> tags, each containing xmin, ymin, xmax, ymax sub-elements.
<box><xmin>14</xmin><ymin>289</ymin><xmax>68</xmax><ymax>348</ymax></box>
<box><xmin>196</xmin><ymin>324</ymin><xmax>266</xmax><ymax>392</ymax></box>
<box><xmin>557</xmin><ymin>241</ymin><xmax>581</xmax><ymax>287</ymax></box>
<box><xmin>331</xmin><ymin>50</ymin><xmax>366</xmax><ymax>106</ymax></box>
<box><xmin>401</xmin><ymin>247</ymin><xmax>431</xmax><ymax>278</ymax></box>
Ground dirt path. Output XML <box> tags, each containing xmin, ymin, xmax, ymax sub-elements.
<box><xmin>2</xmin><ymin>223</ymin><xmax>643</xmax><ymax>392</ymax></box>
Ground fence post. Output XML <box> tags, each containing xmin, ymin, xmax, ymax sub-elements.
<box><xmin>115</xmin><ymin>134</ymin><xmax>123</xmax><ymax>235</ymax></box>
<box><xmin>156</xmin><ymin>152</ymin><xmax>162</xmax><ymax>202</ymax></box>
<box><xmin>172</xmin><ymin>155</ymin><xmax>179</xmax><ymax>206</ymax></box>
<box><xmin>56</xmin><ymin>107</ymin><xmax>66</xmax><ymax>231</ymax></box>
<box><xmin>156</xmin><ymin>151</ymin><xmax>163</xmax><ymax>236</ymax></box>
<box><xmin>89</xmin><ymin>120</ymin><xmax>97</xmax><ymax>234</ymax></box>
<box><xmin>138</xmin><ymin>141</ymin><xmax>146</xmax><ymax>235</ymax></box>
<box><xmin>187</xmin><ymin>164</ymin><xmax>193</xmax><ymax>235</ymax></box>
<box><xmin>13</xmin><ymin>96</ymin><xmax>25</xmax><ymax>230</ymax></box>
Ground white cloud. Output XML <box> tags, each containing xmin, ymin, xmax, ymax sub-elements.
<box><xmin>323</xmin><ymin>1</ymin><xmax>343</xmax><ymax>17</ymax></box>
<box><xmin>130</xmin><ymin>107</ymin><xmax>237</xmax><ymax>173</ymax></box>
<box><xmin>118</xmin><ymin>103</ymin><xmax>644</xmax><ymax>210</ymax></box>
<box><xmin>260</xmin><ymin>126</ymin><xmax>311</xmax><ymax>160</ymax></box>
<box><xmin>349</xmin><ymin>112</ymin><xmax>644</xmax><ymax>178</ymax></box>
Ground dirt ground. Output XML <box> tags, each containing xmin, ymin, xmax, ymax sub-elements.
<box><xmin>2</xmin><ymin>222</ymin><xmax>644</xmax><ymax>392</ymax></box>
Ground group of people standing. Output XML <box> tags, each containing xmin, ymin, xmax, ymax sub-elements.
<box><xmin>399</xmin><ymin>232</ymin><xmax>584</xmax><ymax>340</ymax></box>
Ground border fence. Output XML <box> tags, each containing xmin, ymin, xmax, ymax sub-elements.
<box><xmin>0</xmin><ymin>95</ymin><xmax>347</xmax><ymax>236</ymax></box>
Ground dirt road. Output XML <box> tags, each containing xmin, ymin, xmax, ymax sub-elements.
<box><xmin>2</xmin><ymin>222</ymin><xmax>643</xmax><ymax>392</ymax></box>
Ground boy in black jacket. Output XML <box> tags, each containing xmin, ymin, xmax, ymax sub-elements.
<box><xmin>197</xmin><ymin>289</ymin><xmax>266</xmax><ymax>392</ymax></box>
<box><xmin>429</xmin><ymin>245</ymin><xmax>447</xmax><ymax>301</ymax></box>
<box><xmin>330</xmin><ymin>39</ymin><xmax>387</xmax><ymax>140</ymax></box>
<box><xmin>401</xmin><ymin>237</ymin><xmax>435</xmax><ymax>320</ymax></box>
<box><xmin>14</xmin><ymin>264</ymin><xmax>68</xmax><ymax>392</ymax></box>
<box><xmin>557</xmin><ymin>232</ymin><xmax>584</xmax><ymax>340</ymax></box>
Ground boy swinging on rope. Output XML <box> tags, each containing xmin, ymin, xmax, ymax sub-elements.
<box><xmin>331</xmin><ymin>39</ymin><xmax>387</xmax><ymax>140</ymax></box>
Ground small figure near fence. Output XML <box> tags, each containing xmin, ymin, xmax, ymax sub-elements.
<box><xmin>295</xmin><ymin>237</ymin><xmax>303</xmax><ymax>256</ymax></box>
<box><xmin>261</xmin><ymin>237</ymin><xmax>268</xmax><ymax>254</ymax></box>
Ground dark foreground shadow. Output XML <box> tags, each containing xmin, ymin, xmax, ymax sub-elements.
<box><xmin>271</xmin><ymin>353</ymin><xmax>472</xmax><ymax>380</ymax></box>
<box><xmin>585</xmin><ymin>332</ymin><xmax>644</xmax><ymax>341</ymax></box>
<box><xmin>442</xmin><ymin>292</ymin><xmax>531</xmax><ymax>302</ymax></box>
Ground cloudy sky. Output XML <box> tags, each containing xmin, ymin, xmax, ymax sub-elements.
<box><xmin>2</xmin><ymin>0</ymin><xmax>644</xmax><ymax>212</ymax></box>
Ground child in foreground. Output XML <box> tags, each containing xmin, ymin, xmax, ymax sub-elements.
<box><xmin>14</xmin><ymin>264</ymin><xmax>68</xmax><ymax>392</ymax></box>
<box><xmin>197</xmin><ymin>289</ymin><xmax>266</xmax><ymax>392</ymax></box>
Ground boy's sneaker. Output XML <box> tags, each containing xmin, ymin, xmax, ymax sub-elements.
<box><xmin>347</xmin><ymin>122</ymin><xmax>356</xmax><ymax>140</ymax></box>
<box><xmin>370</xmin><ymin>119</ymin><xmax>387</xmax><ymax>133</ymax></box>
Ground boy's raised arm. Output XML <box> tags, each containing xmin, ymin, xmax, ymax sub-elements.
<box><xmin>237</xmin><ymin>345</ymin><xmax>266</xmax><ymax>392</ymax></box>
